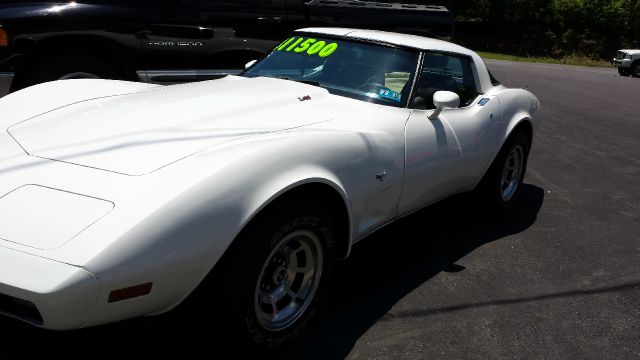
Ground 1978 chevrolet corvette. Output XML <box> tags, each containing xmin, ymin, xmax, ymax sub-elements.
<box><xmin>0</xmin><ymin>28</ymin><xmax>541</xmax><ymax>346</ymax></box>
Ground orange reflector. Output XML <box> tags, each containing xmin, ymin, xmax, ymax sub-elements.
<box><xmin>108</xmin><ymin>282</ymin><xmax>153</xmax><ymax>303</ymax></box>
<box><xmin>0</xmin><ymin>29</ymin><xmax>7</xmax><ymax>47</ymax></box>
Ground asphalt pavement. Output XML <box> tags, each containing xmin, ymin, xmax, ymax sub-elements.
<box><xmin>284</xmin><ymin>61</ymin><xmax>640</xmax><ymax>358</ymax></box>
<box><xmin>1</xmin><ymin>61</ymin><xmax>639</xmax><ymax>359</ymax></box>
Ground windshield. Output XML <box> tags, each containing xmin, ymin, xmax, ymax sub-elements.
<box><xmin>241</xmin><ymin>35</ymin><xmax>419</xmax><ymax>108</ymax></box>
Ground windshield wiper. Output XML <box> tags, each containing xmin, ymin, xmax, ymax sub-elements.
<box><xmin>295</xmin><ymin>79</ymin><xmax>320</xmax><ymax>86</ymax></box>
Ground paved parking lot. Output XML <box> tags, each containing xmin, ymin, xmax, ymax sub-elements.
<box><xmin>1</xmin><ymin>61</ymin><xmax>639</xmax><ymax>359</ymax></box>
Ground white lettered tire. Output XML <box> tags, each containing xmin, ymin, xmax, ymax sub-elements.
<box><xmin>207</xmin><ymin>197</ymin><xmax>336</xmax><ymax>348</ymax></box>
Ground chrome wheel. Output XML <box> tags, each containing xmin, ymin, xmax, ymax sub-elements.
<box><xmin>254</xmin><ymin>229</ymin><xmax>323</xmax><ymax>332</ymax></box>
<box><xmin>500</xmin><ymin>145</ymin><xmax>525</xmax><ymax>202</ymax></box>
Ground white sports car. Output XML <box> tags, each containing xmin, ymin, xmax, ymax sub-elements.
<box><xmin>0</xmin><ymin>28</ymin><xmax>541</xmax><ymax>346</ymax></box>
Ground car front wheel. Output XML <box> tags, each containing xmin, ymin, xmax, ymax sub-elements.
<box><xmin>631</xmin><ymin>61</ymin><xmax>640</xmax><ymax>78</ymax></box>
<box><xmin>210</xmin><ymin>199</ymin><xmax>336</xmax><ymax>348</ymax></box>
<box><xmin>618</xmin><ymin>67</ymin><xmax>630</xmax><ymax>76</ymax></box>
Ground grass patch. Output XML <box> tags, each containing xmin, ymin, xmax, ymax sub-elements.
<box><xmin>477</xmin><ymin>51</ymin><xmax>612</xmax><ymax>68</ymax></box>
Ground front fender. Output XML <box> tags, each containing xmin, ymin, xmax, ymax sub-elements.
<box><xmin>75</xmin><ymin>105</ymin><xmax>404</xmax><ymax>325</ymax></box>
<box><xmin>80</xmin><ymin>133</ymin><xmax>357</xmax><ymax>325</ymax></box>
<box><xmin>244</xmin><ymin>166</ymin><xmax>351</xmax><ymax>240</ymax></box>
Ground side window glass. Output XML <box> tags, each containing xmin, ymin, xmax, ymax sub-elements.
<box><xmin>411</xmin><ymin>53</ymin><xmax>479</xmax><ymax>110</ymax></box>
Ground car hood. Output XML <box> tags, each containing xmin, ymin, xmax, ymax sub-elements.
<box><xmin>7</xmin><ymin>76</ymin><xmax>332</xmax><ymax>175</ymax></box>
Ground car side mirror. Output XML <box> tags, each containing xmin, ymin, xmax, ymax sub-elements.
<box><xmin>245</xmin><ymin>60</ymin><xmax>257</xmax><ymax>69</ymax></box>
<box><xmin>428</xmin><ymin>91</ymin><xmax>460</xmax><ymax>120</ymax></box>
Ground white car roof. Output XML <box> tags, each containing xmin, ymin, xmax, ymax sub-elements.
<box><xmin>297</xmin><ymin>27</ymin><xmax>475</xmax><ymax>56</ymax></box>
<box><xmin>296</xmin><ymin>27</ymin><xmax>494</xmax><ymax>92</ymax></box>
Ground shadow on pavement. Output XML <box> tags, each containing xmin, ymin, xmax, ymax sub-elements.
<box><xmin>1</xmin><ymin>184</ymin><xmax>545</xmax><ymax>357</ymax></box>
<box><xmin>282</xmin><ymin>183</ymin><xmax>545</xmax><ymax>359</ymax></box>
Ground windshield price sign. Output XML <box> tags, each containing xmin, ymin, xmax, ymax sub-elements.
<box><xmin>275</xmin><ymin>37</ymin><xmax>339</xmax><ymax>57</ymax></box>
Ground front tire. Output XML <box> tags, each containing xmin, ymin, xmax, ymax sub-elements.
<box><xmin>476</xmin><ymin>130</ymin><xmax>530</xmax><ymax>209</ymax></box>
<box><xmin>618</xmin><ymin>67</ymin><xmax>630</xmax><ymax>76</ymax></box>
<box><xmin>212</xmin><ymin>200</ymin><xmax>336</xmax><ymax>348</ymax></box>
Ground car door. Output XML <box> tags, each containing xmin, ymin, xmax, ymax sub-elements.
<box><xmin>138</xmin><ymin>0</ymin><xmax>285</xmax><ymax>83</ymax></box>
<box><xmin>398</xmin><ymin>52</ymin><xmax>500</xmax><ymax>214</ymax></box>
<box><xmin>136</xmin><ymin>0</ymin><xmax>212</xmax><ymax>84</ymax></box>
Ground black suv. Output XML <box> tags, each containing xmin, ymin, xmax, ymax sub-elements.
<box><xmin>0</xmin><ymin>0</ymin><xmax>452</xmax><ymax>92</ymax></box>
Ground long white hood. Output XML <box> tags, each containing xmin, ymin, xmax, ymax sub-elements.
<box><xmin>7</xmin><ymin>76</ymin><xmax>331</xmax><ymax>175</ymax></box>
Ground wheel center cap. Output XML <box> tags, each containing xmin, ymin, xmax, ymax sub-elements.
<box><xmin>273</xmin><ymin>267</ymin><xmax>287</xmax><ymax>285</ymax></box>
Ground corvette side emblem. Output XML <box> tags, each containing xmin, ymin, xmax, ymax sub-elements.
<box><xmin>298</xmin><ymin>95</ymin><xmax>311</xmax><ymax>102</ymax></box>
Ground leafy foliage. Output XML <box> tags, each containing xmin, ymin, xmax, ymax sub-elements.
<box><xmin>379</xmin><ymin>0</ymin><xmax>640</xmax><ymax>58</ymax></box>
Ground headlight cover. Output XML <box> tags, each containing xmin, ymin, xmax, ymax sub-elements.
<box><xmin>0</xmin><ymin>185</ymin><xmax>114</xmax><ymax>250</ymax></box>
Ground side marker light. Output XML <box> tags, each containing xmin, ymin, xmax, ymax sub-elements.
<box><xmin>108</xmin><ymin>283</ymin><xmax>153</xmax><ymax>303</ymax></box>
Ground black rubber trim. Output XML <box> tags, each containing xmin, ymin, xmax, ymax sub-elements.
<box><xmin>0</xmin><ymin>292</ymin><xmax>43</xmax><ymax>325</ymax></box>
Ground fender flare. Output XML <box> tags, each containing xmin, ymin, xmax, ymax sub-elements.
<box><xmin>240</xmin><ymin>165</ymin><xmax>354</xmax><ymax>258</ymax></box>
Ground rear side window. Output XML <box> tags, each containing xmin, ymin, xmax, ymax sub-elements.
<box><xmin>411</xmin><ymin>52</ymin><xmax>480</xmax><ymax>109</ymax></box>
